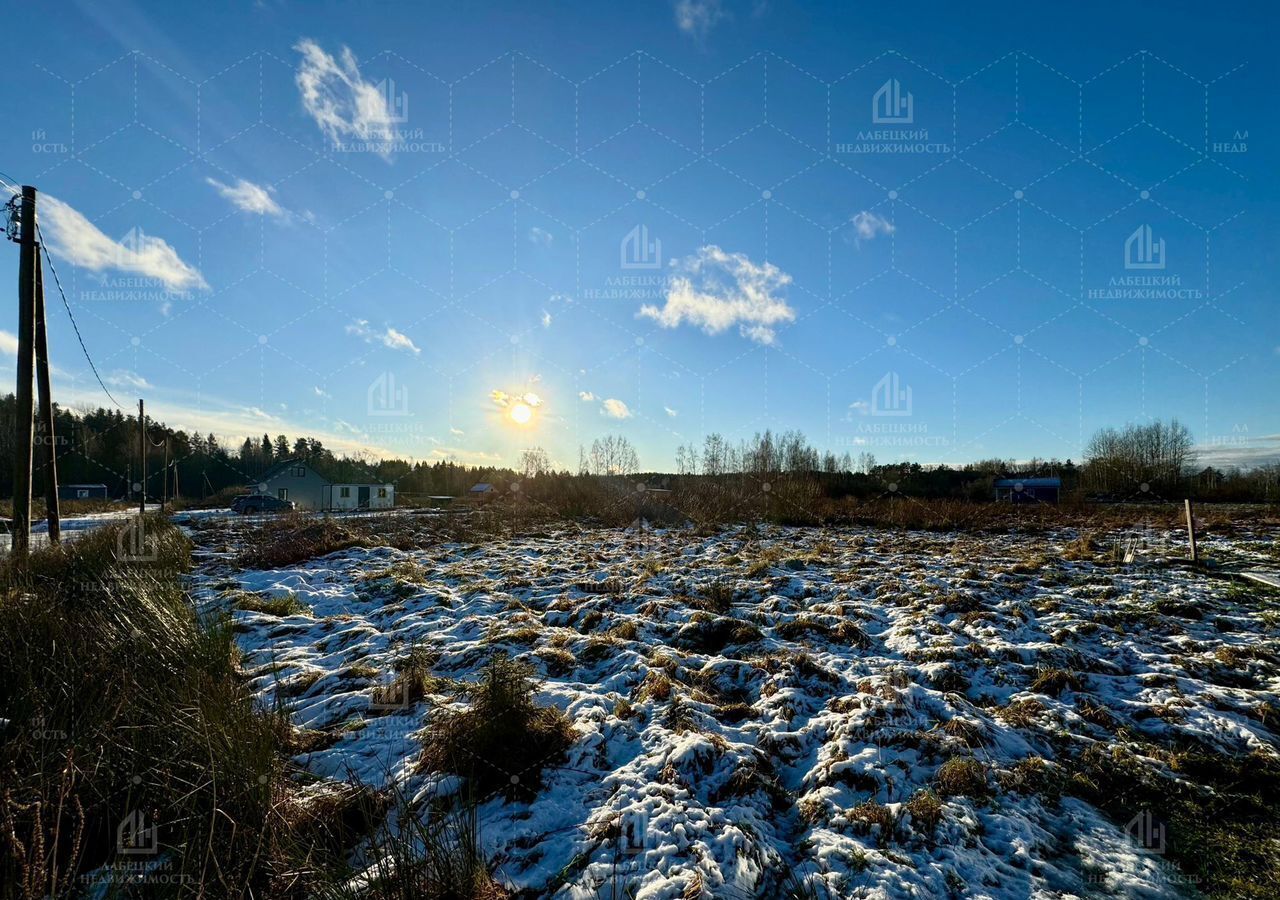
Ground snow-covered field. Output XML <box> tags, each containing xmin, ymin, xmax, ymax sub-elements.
<box><xmin>186</xmin><ymin>519</ymin><xmax>1280</xmax><ymax>898</ymax></box>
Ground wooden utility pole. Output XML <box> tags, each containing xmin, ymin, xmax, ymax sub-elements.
<box><xmin>1185</xmin><ymin>498</ymin><xmax>1198</xmax><ymax>563</ymax></box>
<box><xmin>160</xmin><ymin>438</ymin><xmax>168</xmax><ymax>513</ymax></box>
<box><xmin>138</xmin><ymin>399</ymin><xmax>146</xmax><ymax>517</ymax></box>
<box><xmin>34</xmin><ymin>243</ymin><xmax>60</xmax><ymax>544</ymax></box>
<box><xmin>11</xmin><ymin>186</ymin><xmax>38</xmax><ymax>558</ymax></box>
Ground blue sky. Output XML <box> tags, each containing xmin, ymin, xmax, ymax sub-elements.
<box><xmin>0</xmin><ymin>0</ymin><xmax>1275</xmax><ymax>471</ymax></box>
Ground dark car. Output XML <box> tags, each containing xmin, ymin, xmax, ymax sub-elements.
<box><xmin>231</xmin><ymin>494</ymin><xmax>296</xmax><ymax>515</ymax></box>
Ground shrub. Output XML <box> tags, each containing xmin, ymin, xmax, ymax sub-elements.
<box><xmin>239</xmin><ymin>513</ymin><xmax>367</xmax><ymax>569</ymax></box>
<box><xmin>318</xmin><ymin>786</ymin><xmax>510</xmax><ymax>900</ymax></box>
<box><xmin>1029</xmin><ymin>667</ymin><xmax>1085</xmax><ymax>697</ymax></box>
<box><xmin>0</xmin><ymin>517</ymin><xmax>293</xmax><ymax>896</ymax></box>
<box><xmin>905</xmin><ymin>789</ymin><xmax>944</xmax><ymax>833</ymax></box>
<box><xmin>419</xmin><ymin>654</ymin><xmax>575</xmax><ymax>801</ymax></box>
<box><xmin>234</xmin><ymin>590</ymin><xmax>312</xmax><ymax>616</ymax></box>
<box><xmin>935</xmin><ymin>757</ymin><xmax>990</xmax><ymax>798</ymax></box>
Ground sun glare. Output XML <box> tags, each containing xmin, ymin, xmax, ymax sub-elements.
<box><xmin>510</xmin><ymin>402</ymin><xmax>533</xmax><ymax>424</ymax></box>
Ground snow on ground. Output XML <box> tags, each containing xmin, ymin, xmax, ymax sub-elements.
<box><xmin>185</xmin><ymin>520</ymin><xmax>1280</xmax><ymax>898</ymax></box>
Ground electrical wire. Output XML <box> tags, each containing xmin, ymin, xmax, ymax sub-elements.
<box><xmin>34</xmin><ymin>220</ymin><xmax>127</xmax><ymax>411</ymax></box>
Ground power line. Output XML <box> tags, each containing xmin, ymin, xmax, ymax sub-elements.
<box><xmin>34</xmin><ymin>220</ymin><xmax>126</xmax><ymax>411</ymax></box>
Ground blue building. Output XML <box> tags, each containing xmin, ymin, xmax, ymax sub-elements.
<box><xmin>993</xmin><ymin>477</ymin><xmax>1061</xmax><ymax>504</ymax></box>
<box><xmin>58</xmin><ymin>483</ymin><xmax>109</xmax><ymax>501</ymax></box>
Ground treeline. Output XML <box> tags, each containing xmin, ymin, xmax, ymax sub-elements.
<box><xmin>1</xmin><ymin>396</ymin><xmax>1276</xmax><ymax>505</ymax></box>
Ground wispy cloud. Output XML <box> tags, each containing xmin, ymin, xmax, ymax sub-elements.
<box><xmin>38</xmin><ymin>195</ymin><xmax>207</xmax><ymax>292</ymax></box>
<box><xmin>578</xmin><ymin>391</ymin><xmax>596</xmax><ymax>401</ymax></box>
<box><xmin>527</xmin><ymin>226</ymin><xmax>554</xmax><ymax>247</ymax></box>
<box><xmin>105</xmin><ymin>370</ymin><xmax>152</xmax><ymax>390</ymax></box>
<box><xmin>0</xmin><ymin>330</ymin><xmax>18</xmax><ymax>356</ymax></box>
<box><xmin>541</xmin><ymin>310</ymin><xmax>552</xmax><ymax>328</ymax></box>
<box><xmin>850</xmin><ymin>210</ymin><xmax>894</xmax><ymax>243</ymax></box>
<box><xmin>675</xmin><ymin>0</ymin><xmax>726</xmax><ymax>36</ymax></box>
<box><xmin>206</xmin><ymin>177</ymin><xmax>285</xmax><ymax>217</ymax></box>
<box><xmin>664</xmin><ymin>406</ymin><xmax>678</xmax><ymax>417</ymax></box>
<box><xmin>294</xmin><ymin>38</ymin><xmax>396</xmax><ymax>158</ymax></box>
<box><xmin>490</xmin><ymin>389</ymin><xmax>542</xmax><ymax>410</ymax></box>
<box><xmin>346</xmin><ymin>319</ymin><xmax>420</xmax><ymax>355</ymax></box>
<box><xmin>639</xmin><ymin>245</ymin><xmax>794</xmax><ymax>345</ymax></box>
<box><xmin>601</xmin><ymin>398</ymin><xmax>632</xmax><ymax>419</ymax></box>
<box><xmin>313</xmin><ymin>386</ymin><xmax>331</xmax><ymax>399</ymax></box>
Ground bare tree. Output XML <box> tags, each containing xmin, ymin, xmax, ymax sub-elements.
<box><xmin>519</xmin><ymin>446</ymin><xmax>550</xmax><ymax>479</ymax></box>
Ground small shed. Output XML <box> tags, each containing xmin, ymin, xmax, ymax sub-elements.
<box><xmin>468</xmin><ymin>483</ymin><xmax>495</xmax><ymax>503</ymax></box>
<box><xmin>59</xmin><ymin>483</ymin><xmax>108</xmax><ymax>501</ymax></box>
<box><xmin>994</xmin><ymin>477</ymin><xmax>1061</xmax><ymax>504</ymax></box>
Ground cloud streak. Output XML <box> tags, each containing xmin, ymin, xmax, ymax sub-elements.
<box><xmin>850</xmin><ymin>210</ymin><xmax>894</xmax><ymax>243</ymax></box>
<box><xmin>207</xmin><ymin>177</ymin><xmax>285</xmax><ymax>217</ymax></box>
<box><xmin>294</xmin><ymin>38</ymin><xmax>397</xmax><ymax>158</ymax></box>
<box><xmin>346</xmin><ymin>319</ymin><xmax>421</xmax><ymax>355</ymax></box>
<box><xmin>38</xmin><ymin>195</ymin><xmax>207</xmax><ymax>292</ymax></box>
<box><xmin>639</xmin><ymin>245</ymin><xmax>794</xmax><ymax>345</ymax></box>
<box><xmin>675</xmin><ymin>0</ymin><xmax>726</xmax><ymax>36</ymax></box>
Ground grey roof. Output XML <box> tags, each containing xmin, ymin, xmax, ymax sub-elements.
<box><xmin>470</xmin><ymin>483</ymin><xmax>493</xmax><ymax>492</ymax></box>
<box><xmin>257</xmin><ymin>457</ymin><xmax>320</xmax><ymax>483</ymax></box>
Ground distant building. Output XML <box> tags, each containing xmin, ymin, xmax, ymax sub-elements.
<box><xmin>252</xmin><ymin>458</ymin><xmax>393</xmax><ymax>511</ymax></box>
<box><xmin>468</xmin><ymin>483</ymin><xmax>495</xmax><ymax>503</ymax></box>
<box><xmin>58</xmin><ymin>483</ymin><xmax>108</xmax><ymax>501</ymax></box>
<box><xmin>994</xmin><ymin>477</ymin><xmax>1061</xmax><ymax>504</ymax></box>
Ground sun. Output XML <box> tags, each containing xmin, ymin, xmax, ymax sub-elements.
<box><xmin>509</xmin><ymin>402</ymin><xmax>533</xmax><ymax>424</ymax></box>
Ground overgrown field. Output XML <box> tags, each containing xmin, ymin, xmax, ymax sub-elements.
<box><xmin>184</xmin><ymin>513</ymin><xmax>1280</xmax><ymax>899</ymax></box>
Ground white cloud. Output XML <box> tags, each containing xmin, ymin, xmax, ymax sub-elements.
<box><xmin>39</xmin><ymin>196</ymin><xmax>207</xmax><ymax>292</ymax></box>
<box><xmin>541</xmin><ymin>310</ymin><xmax>552</xmax><ymax>328</ymax></box>
<box><xmin>579</xmin><ymin>391</ymin><xmax>596</xmax><ymax>401</ymax></box>
<box><xmin>294</xmin><ymin>38</ymin><xmax>396</xmax><ymax>158</ymax></box>
<box><xmin>105</xmin><ymin>370</ymin><xmax>151</xmax><ymax>390</ymax></box>
<box><xmin>206</xmin><ymin>177</ymin><xmax>285</xmax><ymax>217</ymax></box>
<box><xmin>345</xmin><ymin>320</ymin><xmax>421</xmax><ymax>355</ymax></box>
<box><xmin>601</xmin><ymin>398</ymin><xmax>632</xmax><ymax>419</ymax></box>
<box><xmin>664</xmin><ymin>406</ymin><xmax>678</xmax><ymax>417</ymax></box>
<box><xmin>527</xmin><ymin>226</ymin><xmax>553</xmax><ymax>247</ymax></box>
<box><xmin>851</xmin><ymin>210</ymin><xmax>894</xmax><ymax>243</ymax></box>
<box><xmin>449</xmin><ymin>427</ymin><xmax>464</xmax><ymax>436</ymax></box>
<box><xmin>639</xmin><ymin>245</ymin><xmax>795</xmax><ymax>345</ymax></box>
<box><xmin>314</xmin><ymin>386</ymin><xmax>331</xmax><ymax>399</ymax></box>
<box><xmin>0</xmin><ymin>330</ymin><xmax>18</xmax><ymax>356</ymax></box>
<box><xmin>675</xmin><ymin>0</ymin><xmax>726</xmax><ymax>36</ymax></box>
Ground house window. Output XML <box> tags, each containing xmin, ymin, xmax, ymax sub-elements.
<box><xmin>77</xmin><ymin>489</ymin><xmax>89</xmax><ymax>499</ymax></box>
<box><xmin>339</xmin><ymin>487</ymin><xmax>351</xmax><ymax>499</ymax></box>
<box><xmin>377</xmin><ymin>487</ymin><xmax>388</xmax><ymax>499</ymax></box>
<box><xmin>292</xmin><ymin>466</ymin><xmax>306</xmax><ymax>477</ymax></box>
<box><xmin>277</xmin><ymin>488</ymin><xmax>288</xmax><ymax>501</ymax></box>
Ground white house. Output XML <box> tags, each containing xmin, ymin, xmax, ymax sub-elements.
<box><xmin>251</xmin><ymin>458</ymin><xmax>394</xmax><ymax>511</ymax></box>
<box><xmin>324</xmin><ymin>483</ymin><xmax>395</xmax><ymax>510</ymax></box>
